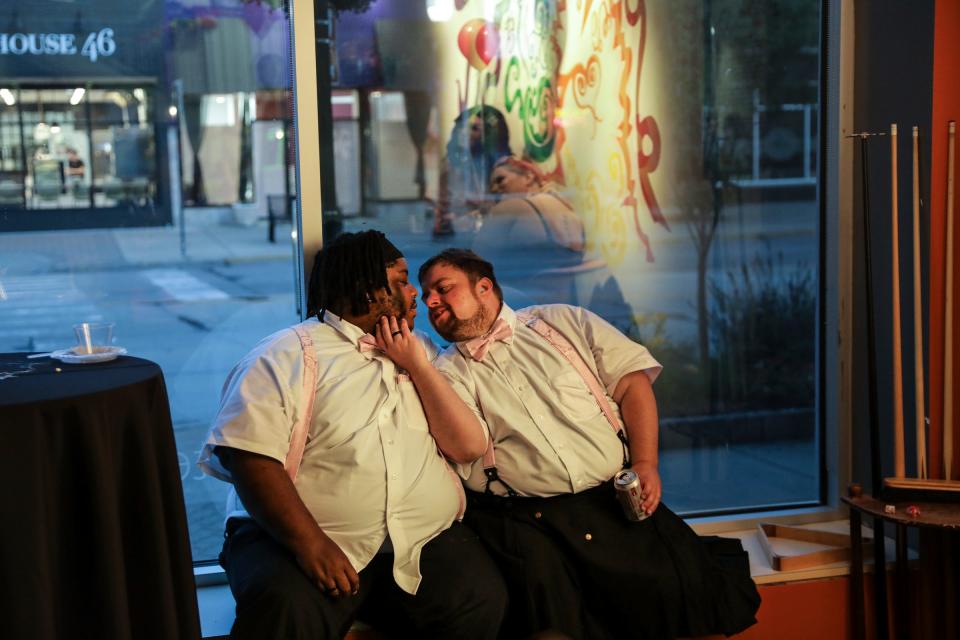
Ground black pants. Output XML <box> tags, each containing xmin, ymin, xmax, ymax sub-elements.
<box><xmin>220</xmin><ymin>519</ymin><xmax>508</xmax><ymax>640</ymax></box>
<box><xmin>465</xmin><ymin>486</ymin><xmax>761</xmax><ymax>640</ymax></box>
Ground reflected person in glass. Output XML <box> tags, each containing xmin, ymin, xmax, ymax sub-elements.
<box><xmin>198</xmin><ymin>231</ymin><xmax>506</xmax><ymax>640</ymax></box>
<box><xmin>470</xmin><ymin>155</ymin><xmax>586</xmax><ymax>281</ymax></box>
<box><xmin>416</xmin><ymin>248</ymin><xmax>761</xmax><ymax>640</ymax></box>
<box><xmin>470</xmin><ymin>156</ymin><xmax>636</xmax><ymax>333</ymax></box>
<box><xmin>483</xmin><ymin>156</ymin><xmax>585</xmax><ymax>259</ymax></box>
<box><xmin>433</xmin><ymin>105</ymin><xmax>512</xmax><ymax>237</ymax></box>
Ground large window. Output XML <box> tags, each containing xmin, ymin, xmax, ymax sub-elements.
<box><xmin>324</xmin><ymin>0</ymin><xmax>824</xmax><ymax>516</ymax></box>
<box><xmin>0</xmin><ymin>0</ymin><xmax>299</xmax><ymax>564</ymax></box>
<box><xmin>0</xmin><ymin>86</ymin><xmax>159</xmax><ymax>213</ymax></box>
<box><xmin>0</xmin><ymin>0</ymin><xmax>827</xmax><ymax>569</ymax></box>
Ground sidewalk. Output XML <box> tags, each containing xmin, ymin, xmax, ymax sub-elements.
<box><xmin>0</xmin><ymin>196</ymin><xmax>817</xmax><ymax>277</ymax></box>
<box><xmin>0</xmin><ymin>216</ymin><xmax>295</xmax><ymax>276</ymax></box>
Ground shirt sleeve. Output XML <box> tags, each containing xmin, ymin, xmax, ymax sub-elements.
<box><xmin>197</xmin><ymin>333</ymin><xmax>302</xmax><ymax>483</ymax></box>
<box><xmin>414</xmin><ymin>330</ymin><xmax>441</xmax><ymax>362</ymax></box>
<box><xmin>434</xmin><ymin>355</ymin><xmax>491</xmax><ymax>476</ymax></box>
<box><xmin>571</xmin><ymin>306</ymin><xmax>663</xmax><ymax>396</ymax></box>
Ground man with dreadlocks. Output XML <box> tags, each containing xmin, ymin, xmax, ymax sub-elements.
<box><xmin>198</xmin><ymin>231</ymin><xmax>506</xmax><ymax>640</ymax></box>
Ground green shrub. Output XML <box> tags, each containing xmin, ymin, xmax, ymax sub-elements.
<box><xmin>628</xmin><ymin>313</ymin><xmax>710</xmax><ymax>417</ymax></box>
<box><xmin>708</xmin><ymin>252</ymin><xmax>816</xmax><ymax>412</ymax></box>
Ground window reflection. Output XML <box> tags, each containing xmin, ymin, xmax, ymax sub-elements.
<box><xmin>0</xmin><ymin>0</ymin><xmax>299</xmax><ymax>565</ymax></box>
<box><xmin>0</xmin><ymin>86</ymin><xmax>158</xmax><ymax>212</ymax></box>
<box><xmin>331</xmin><ymin>0</ymin><xmax>823</xmax><ymax>517</ymax></box>
<box><xmin>0</xmin><ymin>0</ymin><xmax>825</xmax><ymax>564</ymax></box>
<box><xmin>0</xmin><ymin>93</ymin><xmax>26</xmax><ymax>208</ymax></box>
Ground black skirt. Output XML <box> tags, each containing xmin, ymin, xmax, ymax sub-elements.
<box><xmin>464</xmin><ymin>485</ymin><xmax>761</xmax><ymax>640</ymax></box>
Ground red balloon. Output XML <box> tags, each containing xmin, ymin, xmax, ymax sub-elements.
<box><xmin>475</xmin><ymin>23</ymin><xmax>499</xmax><ymax>66</ymax></box>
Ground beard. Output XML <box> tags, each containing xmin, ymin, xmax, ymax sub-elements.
<box><xmin>369</xmin><ymin>286</ymin><xmax>414</xmax><ymax>329</ymax></box>
<box><xmin>395</xmin><ymin>288</ymin><xmax>415</xmax><ymax>329</ymax></box>
<box><xmin>432</xmin><ymin>294</ymin><xmax>491</xmax><ymax>342</ymax></box>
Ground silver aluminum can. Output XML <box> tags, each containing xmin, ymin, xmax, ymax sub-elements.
<box><xmin>614</xmin><ymin>469</ymin><xmax>648</xmax><ymax>521</ymax></box>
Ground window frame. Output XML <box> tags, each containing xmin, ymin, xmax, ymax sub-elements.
<box><xmin>294</xmin><ymin>0</ymin><xmax>855</xmax><ymax>532</ymax></box>
<box><xmin>693</xmin><ymin>0</ymin><xmax>854</xmax><ymax>534</ymax></box>
<box><xmin>193</xmin><ymin>0</ymin><xmax>854</xmax><ymax>584</ymax></box>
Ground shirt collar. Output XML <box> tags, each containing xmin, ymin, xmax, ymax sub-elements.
<box><xmin>455</xmin><ymin>303</ymin><xmax>517</xmax><ymax>358</ymax></box>
<box><xmin>321</xmin><ymin>310</ymin><xmax>369</xmax><ymax>344</ymax></box>
<box><xmin>497</xmin><ymin>303</ymin><xmax>518</xmax><ymax>339</ymax></box>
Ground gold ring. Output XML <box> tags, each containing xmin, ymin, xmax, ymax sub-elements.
<box><xmin>391</xmin><ymin>330</ymin><xmax>402</xmax><ymax>337</ymax></box>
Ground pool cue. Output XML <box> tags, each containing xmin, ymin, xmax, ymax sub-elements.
<box><xmin>912</xmin><ymin>126</ymin><xmax>927</xmax><ymax>479</ymax></box>
<box><xmin>945</xmin><ymin>121</ymin><xmax>956</xmax><ymax>479</ymax></box>
<box><xmin>852</xmin><ymin>131</ymin><xmax>892</xmax><ymax>634</ymax></box>
<box><xmin>848</xmin><ymin>131</ymin><xmax>887</xmax><ymax>495</ymax></box>
<box><xmin>892</xmin><ymin>123</ymin><xmax>906</xmax><ymax>478</ymax></box>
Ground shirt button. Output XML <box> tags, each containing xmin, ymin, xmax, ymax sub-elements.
<box><xmin>534</xmin><ymin>511</ymin><xmax>542</xmax><ymax>519</ymax></box>
<box><xmin>557</xmin><ymin>443</ymin><xmax>565</xmax><ymax>449</ymax></box>
<box><xmin>390</xmin><ymin>473</ymin><xmax>398</xmax><ymax>480</ymax></box>
<box><xmin>584</xmin><ymin>533</ymin><xmax>593</xmax><ymax>541</ymax></box>
<box><xmin>387</xmin><ymin>439</ymin><xmax>395</xmax><ymax>445</ymax></box>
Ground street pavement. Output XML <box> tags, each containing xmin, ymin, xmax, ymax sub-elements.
<box><xmin>0</xmin><ymin>198</ymin><xmax>821</xmax><ymax>562</ymax></box>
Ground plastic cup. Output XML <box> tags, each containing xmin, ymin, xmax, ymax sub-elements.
<box><xmin>73</xmin><ymin>322</ymin><xmax>115</xmax><ymax>354</ymax></box>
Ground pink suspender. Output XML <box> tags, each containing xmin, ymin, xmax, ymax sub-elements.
<box><xmin>519</xmin><ymin>312</ymin><xmax>624</xmax><ymax>435</ymax></box>
<box><xmin>481</xmin><ymin>312</ymin><xmax>626</xmax><ymax>472</ymax></box>
<box><xmin>281</xmin><ymin>324</ymin><xmax>466</xmax><ymax>520</ymax></box>
<box><xmin>284</xmin><ymin>325</ymin><xmax>318</xmax><ymax>482</ymax></box>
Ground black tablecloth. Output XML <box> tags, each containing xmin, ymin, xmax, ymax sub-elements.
<box><xmin>0</xmin><ymin>353</ymin><xmax>201</xmax><ymax>640</ymax></box>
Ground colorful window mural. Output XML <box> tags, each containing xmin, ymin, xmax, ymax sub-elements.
<box><xmin>334</xmin><ymin>0</ymin><xmax>823</xmax><ymax>516</ymax></box>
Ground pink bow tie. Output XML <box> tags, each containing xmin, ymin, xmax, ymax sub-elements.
<box><xmin>464</xmin><ymin>318</ymin><xmax>513</xmax><ymax>362</ymax></box>
<box><xmin>358</xmin><ymin>334</ymin><xmax>381</xmax><ymax>355</ymax></box>
<box><xmin>358</xmin><ymin>334</ymin><xmax>410</xmax><ymax>380</ymax></box>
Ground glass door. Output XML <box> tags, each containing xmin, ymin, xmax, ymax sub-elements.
<box><xmin>0</xmin><ymin>1</ymin><xmax>302</xmax><ymax>565</ymax></box>
<box><xmin>0</xmin><ymin>88</ymin><xmax>25</xmax><ymax>208</ymax></box>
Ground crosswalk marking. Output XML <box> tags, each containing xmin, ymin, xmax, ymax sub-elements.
<box><xmin>0</xmin><ymin>269</ymin><xmax>230</xmax><ymax>350</ymax></box>
<box><xmin>143</xmin><ymin>269</ymin><xmax>230</xmax><ymax>302</ymax></box>
<box><xmin>0</xmin><ymin>274</ymin><xmax>101</xmax><ymax>349</ymax></box>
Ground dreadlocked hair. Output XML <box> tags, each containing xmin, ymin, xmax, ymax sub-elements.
<box><xmin>307</xmin><ymin>230</ymin><xmax>402</xmax><ymax>320</ymax></box>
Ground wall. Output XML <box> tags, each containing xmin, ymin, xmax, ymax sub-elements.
<box><xmin>851</xmin><ymin>0</ymin><xmax>936</xmax><ymax>491</ymax></box>
<box><xmin>928</xmin><ymin>0</ymin><xmax>960</xmax><ymax>480</ymax></box>
<box><xmin>740</xmin><ymin>577</ymin><xmax>856</xmax><ymax>640</ymax></box>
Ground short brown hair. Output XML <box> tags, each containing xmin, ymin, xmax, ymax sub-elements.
<box><xmin>418</xmin><ymin>248</ymin><xmax>503</xmax><ymax>301</ymax></box>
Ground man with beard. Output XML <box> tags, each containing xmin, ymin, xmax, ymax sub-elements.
<box><xmin>417</xmin><ymin>248</ymin><xmax>760</xmax><ymax>640</ymax></box>
<box><xmin>198</xmin><ymin>232</ymin><xmax>506</xmax><ymax>640</ymax></box>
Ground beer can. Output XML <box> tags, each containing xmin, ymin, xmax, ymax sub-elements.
<box><xmin>614</xmin><ymin>469</ymin><xmax>648</xmax><ymax>521</ymax></box>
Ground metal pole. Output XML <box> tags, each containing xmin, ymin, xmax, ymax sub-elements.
<box><xmin>752</xmin><ymin>90</ymin><xmax>761</xmax><ymax>181</ymax></box>
<box><xmin>313</xmin><ymin>0</ymin><xmax>340</xmax><ymax>233</ymax></box>
<box><xmin>173</xmin><ymin>80</ymin><xmax>187</xmax><ymax>258</ymax></box>
<box><xmin>83</xmin><ymin>83</ymin><xmax>95</xmax><ymax>210</ymax></box>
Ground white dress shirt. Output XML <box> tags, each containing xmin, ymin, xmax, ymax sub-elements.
<box><xmin>435</xmin><ymin>304</ymin><xmax>661</xmax><ymax>497</ymax></box>
<box><xmin>198</xmin><ymin>314</ymin><xmax>461</xmax><ymax>595</ymax></box>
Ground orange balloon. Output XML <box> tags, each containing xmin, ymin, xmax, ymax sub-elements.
<box><xmin>457</xmin><ymin>18</ymin><xmax>487</xmax><ymax>70</ymax></box>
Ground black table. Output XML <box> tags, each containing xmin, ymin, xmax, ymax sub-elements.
<box><xmin>843</xmin><ymin>493</ymin><xmax>960</xmax><ymax>640</ymax></box>
<box><xmin>0</xmin><ymin>353</ymin><xmax>201</xmax><ymax>640</ymax></box>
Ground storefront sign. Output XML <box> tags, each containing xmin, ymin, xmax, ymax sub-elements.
<box><xmin>0</xmin><ymin>29</ymin><xmax>117</xmax><ymax>62</ymax></box>
<box><xmin>0</xmin><ymin>0</ymin><xmax>163</xmax><ymax>78</ymax></box>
